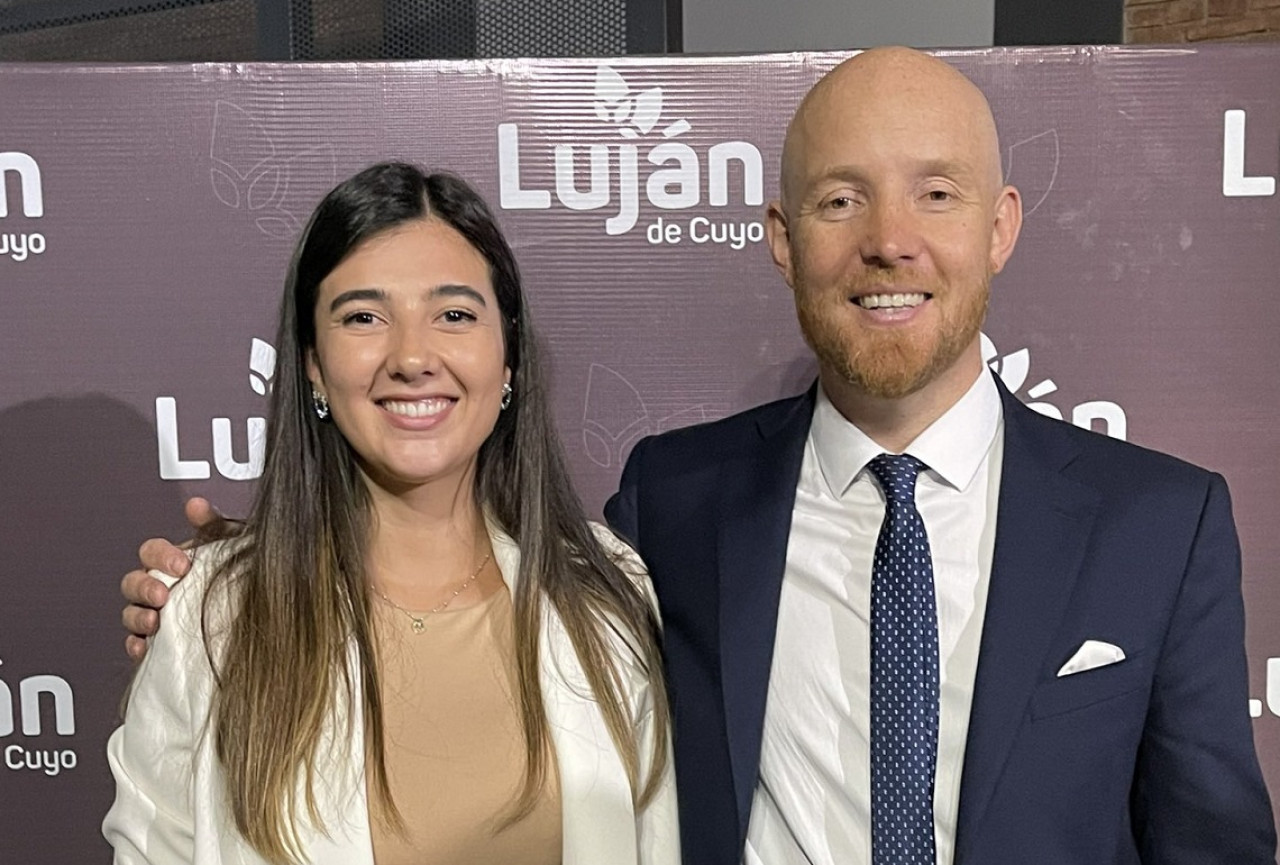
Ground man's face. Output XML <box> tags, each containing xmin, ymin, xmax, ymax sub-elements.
<box><xmin>769</xmin><ymin>58</ymin><xmax>1019</xmax><ymax>402</ymax></box>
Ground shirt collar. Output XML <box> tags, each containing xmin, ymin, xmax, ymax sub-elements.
<box><xmin>810</xmin><ymin>369</ymin><xmax>1003</xmax><ymax>498</ymax></box>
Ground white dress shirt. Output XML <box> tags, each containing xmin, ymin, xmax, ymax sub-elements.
<box><xmin>744</xmin><ymin>371</ymin><xmax>1004</xmax><ymax>865</ymax></box>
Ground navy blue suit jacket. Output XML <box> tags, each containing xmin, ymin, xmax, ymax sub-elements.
<box><xmin>604</xmin><ymin>378</ymin><xmax>1275</xmax><ymax>865</ymax></box>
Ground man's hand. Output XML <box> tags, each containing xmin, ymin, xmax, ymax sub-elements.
<box><xmin>122</xmin><ymin>498</ymin><xmax>227</xmax><ymax>661</ymax></box>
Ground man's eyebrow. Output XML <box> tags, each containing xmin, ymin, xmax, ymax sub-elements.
<box><xmin>916</xmin><ymin>158</ymin><xmax>977</xmax><ymax>181</ymax></box>
<box><xmin>430</xmin><ymin>284</ymin><xmax>488</xmax><ymax>306</ymax></box>
<box><xmin>329</xmin><ymin>287</ymin><xmax>387</xmax><ymax>312</ymax></box>
<box><xmin>810</xmin><ymin>160</ymin><xmax>977</xmax><ymax>184</ymax></box>
<box><xmin>811</xmin><ymin>165</ymin><xmax>870</xmax><ymax>185</ymax></box>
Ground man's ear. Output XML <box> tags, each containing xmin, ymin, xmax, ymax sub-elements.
<box><xmin>989</xmin><ymin>185</ymin><xmax>1023</xmax><ymax>275</ymax></box>
<box><xmin>765</xmin><ymin>199</ymin><xmax>796</xmax><ymax>289</ymax></box>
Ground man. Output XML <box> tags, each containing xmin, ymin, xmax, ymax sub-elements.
<box><xmin>125</xmin><ymin>47</ymin><xmax>1275</xmax><ymax>864</ymax></box>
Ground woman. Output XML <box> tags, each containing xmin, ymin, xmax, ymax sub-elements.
<box><xmin>103</xmin><ymin>163</ymin><xmax>677</xmax><ymax>865</ymax></box>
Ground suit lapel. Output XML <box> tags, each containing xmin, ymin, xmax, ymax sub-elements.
<box><xmin>716</xmin><ymin>389</ymin><xmax>815</xmax><ymax>842</ymax></box>
<box><xmin>953</xmin><ymin>387</ymin><xmax>1101</xmax><ymax>861</ymax></box>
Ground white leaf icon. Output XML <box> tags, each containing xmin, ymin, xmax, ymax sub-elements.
<box><xmin>593</xmin><ymin>66</ymin><xmax>629</xmax><ymax>105</ymax></box>
<box><xmin>610</xmin><ymin>101</ymin><xmax>633</xmax><ymax>124</ymax></box>
<box><xmin>1027</xmin><ymin>379</ymin><xmax>1057</xmax><ymax>399</ymax></box>
<box><xmin>629</xmin><ymin>88</ymin><xmax>664</xmax><ymax>135</ymax></box>
<box><xmin>980</xmin><ymin>332</ymin><xmax>998</xmax><ymax>364</ymax></box>
<box><xmin>249</xmin><ymin>338</ymin><xmax>277</xmax><ymax>396</ymax></box>
<box><xmin>995</xmin><ymin>348</ymin><xmax>1030</xmax><ymax>393</ymax></box>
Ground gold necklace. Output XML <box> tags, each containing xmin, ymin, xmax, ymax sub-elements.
<box><xmin>375</xmin><ymin>552</ymin><xmax>492</xmax><ymax>634</ymax></box>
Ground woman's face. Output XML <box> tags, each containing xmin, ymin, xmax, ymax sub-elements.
<box><xmin>306</xmin><ymin>218</ymin><xmax>509</xmax><ymax>496</ymax></box>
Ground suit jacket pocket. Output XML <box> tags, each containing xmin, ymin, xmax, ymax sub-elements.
<box><xmin>1029</xmin><ymin>652</ymin><xmax>1152</xmax><ymax>721</ymax></box>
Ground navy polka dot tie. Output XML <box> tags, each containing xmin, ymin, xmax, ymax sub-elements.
<box><xmin>867</xmin><ymin>453</ymin><xmax>939</xmax><ymax>865</ymax></box>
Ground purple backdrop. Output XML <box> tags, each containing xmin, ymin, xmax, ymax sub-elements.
<box><xmin>2</xmin><ymin>46</ymin><xmax>1279</xmax><ymax>860</ymax></box>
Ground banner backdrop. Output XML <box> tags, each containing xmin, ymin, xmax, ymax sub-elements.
<box><xmin>3</xmin><ymin>46</ymin><xmax>1280</xmax><ymax>860</ymax></box>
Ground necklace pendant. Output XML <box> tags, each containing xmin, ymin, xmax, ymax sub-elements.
<box><xmin>411</xmin><ymin>617</ymin><xmax>426</xmax><ymax>634</ymax></box>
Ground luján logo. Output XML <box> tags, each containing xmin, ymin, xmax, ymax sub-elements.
<box><xmin>156</xmin><ymin>338</ymin><xmax>275</xmax><ymax>481</ymax></box>
<box><xmin>982</xmin><ymin>333</ymin><xmax>1127</xmax><ymax>440</ymax></box>
<box><xmin>1249</xmin><ymin>657</ymin><xmax>1280</xmax><ymax>719</ymax></box>
<box><xmin>498</xmin><ymin>65</ymin><xmax>765</xmax><ymax>246</ymax></box>
<box><xmin>1223</xmin><ymin>109</ymin><xmax>1277</xmax><ymax>197</ymax></box>
<box><xmin>0</xmin><ymin>151</ymin><xmax>46</xmax><ymax>262</ymax></box>
<box><xmin>0</xmin><ymin>657</ymin><xmax>77</xmax><ymax>777</ymax></box>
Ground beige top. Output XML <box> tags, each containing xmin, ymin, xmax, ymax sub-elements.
<box><xmin>370</xmin><ymin>583</ymin><xmax>562</xmax><ymax>865</ymax></box>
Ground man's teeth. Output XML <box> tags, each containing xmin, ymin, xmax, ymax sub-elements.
<box><xmin>382</xmin><ymin>399</ymin><xmax>451</xmax><ymax>418</ymax></box>
<box><xmin>857</xmin><ymin>292</ymin><xmax>927</xmax><ymax>310</ymax></box>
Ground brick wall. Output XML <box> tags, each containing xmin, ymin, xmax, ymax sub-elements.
<box><xmin>1127</xmin><ymin>0</ymin><xmax>1280</xmax><ymax>43</ymax></box>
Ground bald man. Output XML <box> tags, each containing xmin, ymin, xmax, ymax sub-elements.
<box><xmin>124</xmin><ymin>47</ymin><xmax>1275</xmax><ymax>865</ymax></box>
<box><xmin>605</xmin><ymin>47</ymin><xmax>1275</xmax><ymax>864</ymax></box>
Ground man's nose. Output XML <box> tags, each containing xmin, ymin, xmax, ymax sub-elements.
<box><xmin>860</xmin><ymin>198</ymin><xmax>919</xmax><ymax>266</ymax></box>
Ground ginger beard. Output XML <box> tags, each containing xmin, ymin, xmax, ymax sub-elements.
<box><xmin>792</xmin><ymin>261</ymin><xmax>992</xmax><ymax>400</ymax></box>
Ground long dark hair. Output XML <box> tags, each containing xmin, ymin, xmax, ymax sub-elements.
<box><xmin>202</xmin><ymin>163</ymin><xmax>669</xmax><ymax>864</ymax></box>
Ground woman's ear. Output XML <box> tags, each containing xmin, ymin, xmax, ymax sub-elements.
<box><xmin>305</xmin><ymin>349</ymin><xmax>324</xmax><ymax>395</ymax></box>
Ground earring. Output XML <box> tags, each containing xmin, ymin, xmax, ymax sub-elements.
<box><xmin>500</xmin><ymin>382</ymin><xmax>513</xmax><ymax>411</ymax></box>
<box><xmin>312</xmin><ymin>389</ymin><xmax>330</xmax><ymax>420</ymax></box>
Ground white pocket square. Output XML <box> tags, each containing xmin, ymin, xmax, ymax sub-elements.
<box><xmin>1056</xmin><ymin>640</ymin><xmax>1126</xmax><ymax>677</ymax></box>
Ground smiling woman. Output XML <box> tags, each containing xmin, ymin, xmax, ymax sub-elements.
<box><xmin>307</xmin><ymin>218</ymin><xmax>510</xmax><ymax>496</ymax></box>
<box><xmin>102</xmin><ymin>163</ymin><xmax>679</xmax><ymax>865</ymax></box>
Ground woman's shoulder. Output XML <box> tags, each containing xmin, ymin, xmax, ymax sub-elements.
<box><xmin>160</xmin><ymin>537</ymin><xmax>245</xmax><ymax>642</ymax></box>
<box><xmin>586</xmin><ymin>521</ymin><xmax>646</xmax><ymax>575</ymax></box>
<box><xmin>587</xmin><ymin>521</ymin><xmax>659</xmax><ymax>600</ymax></box>
<box><xmin>126</xmin><ymin>539</ymin><xmax>246</xmax><ymax>712</ymax></box>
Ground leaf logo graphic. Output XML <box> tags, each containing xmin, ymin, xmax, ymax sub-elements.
<box><xmin>980</xmin><ymin>331</ymin><xmax>1125</xmax><ymax>439</ymax></box>
<box><xmin>248</xmin><ymin>338</ymin><xmax>277</xmax><ymax>396</ymax></box>
<box><xmin>1004</xmin><ymin>130</ymin><xmax>1059</xmax><ymax>218</ymax></box>
<box><xmin>981</xmin><ymin>332</ymin><xmax>1030</xmax><ymax>393</ymax></box>
<box><xmin>656</xmin><ymin>404</ymin><xmax>708</xmax><ymax>433</ymax></box>
<box><xmin>582</xmin><ymin>364</ymin><xmax>651</xmax><ymax>468</ymax></box>
<box><xmin>592</xmin><ymin>66</ymin><xmax>666</xmax><ymax>139</ymax></box>
<box><xmin>983</xmin><ymin>334</ymin><xmax>1058</xmax><ymax>416</ymax></box>
<box><xmin>580</xmin><ymin>363</ymin><xmax>710</xmax><ymax>468</ymax></box>
<box><xmin>209</xmin><ymin>102</ymin><xmax>337</xmax><ymax>238</ymax></box>
<box><xmin>982</xmin><ymin>331</ymin><xmax>1045</xmax><ymax>394</ymax></box>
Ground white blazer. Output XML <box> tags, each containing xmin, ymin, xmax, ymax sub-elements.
<box><xmin>103</xmin><ymin>523</ymin><xmax>680</xmax><ymax>865</ymax></box>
